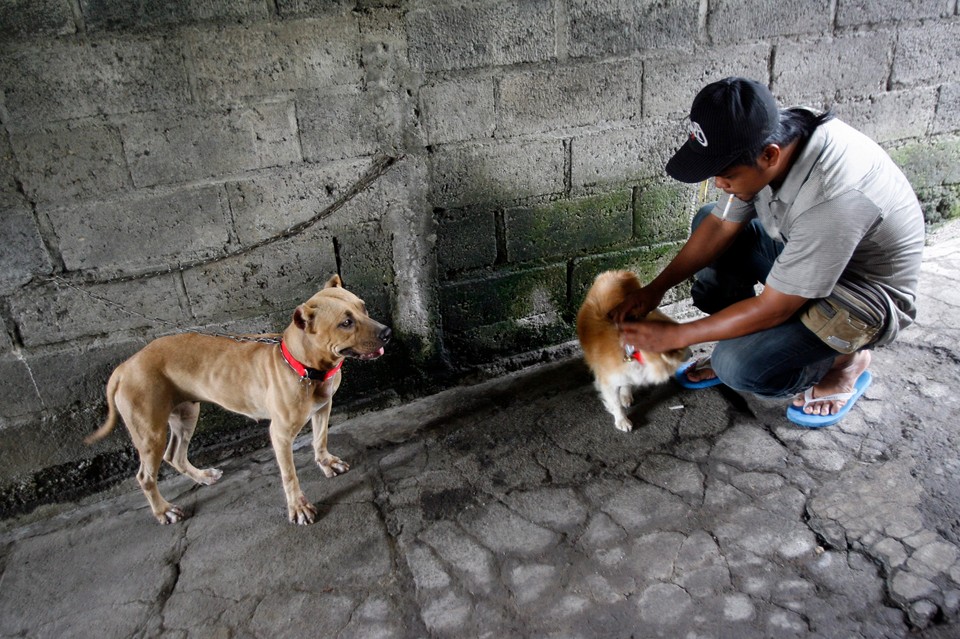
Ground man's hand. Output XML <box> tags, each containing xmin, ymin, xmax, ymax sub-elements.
<box><xmin>609</xmin><ymin>287</ymin><xmax>665</xmax><ymax>324</ymax></box>
<box><xmin>618</xmin><ymin>319</ymin><xmax>687</xmax><ymax>353</ymax></box>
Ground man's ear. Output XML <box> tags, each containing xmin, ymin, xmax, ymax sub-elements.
<box><xmin>324</xmin><ymin>274</ymin><xmax>342</xmax><ymax>289</ymax></box>
<box><xmin>760</xmin><ymin>144</ymin><xmax>782</xmax><ymax>168</ymax></box>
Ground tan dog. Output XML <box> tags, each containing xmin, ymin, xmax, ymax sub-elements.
<box><xmin>576</xmin><ymin>270</ymin><xmax>689</xmax><ymax>432</ymax></box>
<box><xmin>85</xmin><ymin>275</ymin><xmax>390</xmax><ymax>525</ymax></box>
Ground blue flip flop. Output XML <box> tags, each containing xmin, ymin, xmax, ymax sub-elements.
<box><xmin>786</xmin><ymin>369</ymin><xmax>873</xmax><ymax>428</ymax></box>
<box><xmin>675</xmin><ymin>358</ymin><xmax>724</xmax><ymax>389</ymax></box>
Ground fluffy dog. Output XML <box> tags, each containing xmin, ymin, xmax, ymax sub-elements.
<box><xmin>85</xmin><ymin>275</ymin><xmax>390</xmax><ymax>525</ymax></box>
<box><xmin>576</xmin><ymin>270</ymin><xmax>689</xmax><ymax>432</ymax></box>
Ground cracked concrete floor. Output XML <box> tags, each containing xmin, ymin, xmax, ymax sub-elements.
<box><xmin>1</xmin><ymin>223</ymin><xmax>959</xmax><ymax>638</ymax></box>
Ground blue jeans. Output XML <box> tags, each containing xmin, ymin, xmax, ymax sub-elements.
<box><xmin>690</xmin><ymin>205</ymin><xmax>837</xmax><ymax>398</ymax></box>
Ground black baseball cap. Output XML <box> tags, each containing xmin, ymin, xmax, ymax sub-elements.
<box><xmin>665</xmin><ymin>77</ymin><xmax>780</xmax><ymax>183</ymax></box>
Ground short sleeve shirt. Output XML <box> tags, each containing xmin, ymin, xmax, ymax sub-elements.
<box><xmin>714</xmin><ymin>115</ymin><xmax>925</xmax><ymax>344</ymax></box>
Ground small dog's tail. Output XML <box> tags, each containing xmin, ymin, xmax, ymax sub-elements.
<box><xmin>84</xmin><ymin>372</ymin><xmax>120</xmax><ymax>445</ymax></box>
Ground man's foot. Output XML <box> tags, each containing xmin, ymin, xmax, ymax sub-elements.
<box><xmin>685</xmin><ymin>359</ymin><xmax>718</xmax><ymax>384</ymax></box>
<box><xmin>675</xmin><ymin>357</ymin><xmax>723</xmax><ymax>389</ymax></box>
<box><xmin>792</xmin><ymin>350</ymin><xmax>872</xmax><ymax>416</ymax></box>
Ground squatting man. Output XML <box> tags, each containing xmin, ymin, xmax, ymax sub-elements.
<box><xmin>612</xmin><ymin>77</ymin><xmax>925</xmax><ymax>428</ymax></box>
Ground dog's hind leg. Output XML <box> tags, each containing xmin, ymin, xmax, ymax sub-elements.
<box><xmin>123</xmin><ymin>401</ymin><xmax>186</xmax><ymax>524</ymax></box>
<box><xmin>596</xmin><ymin>380</ymin><xmax>633</xmax><ymax>433</ymax></box>
<box><xmin>312</xmin><ymin>401</ymin><xmax>349</xmax><ymax>478</ymax></box>
<box><xmin>164</xmin><ymin>401</ymin><xmax>223</xmax><ymax>486</ymax></box>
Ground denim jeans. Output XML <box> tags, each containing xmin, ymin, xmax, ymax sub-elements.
<box><xmin>690</xmin><ymin>205</ymin><xmax>837</xmax><ymax>398</ymax></box>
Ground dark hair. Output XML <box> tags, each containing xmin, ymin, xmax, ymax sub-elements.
<box><xmin>721</xmin><ymin>108</ymin><xmax>834</xmax><ymax>173</ymax></box>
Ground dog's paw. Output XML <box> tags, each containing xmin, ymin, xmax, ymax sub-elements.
<box><xmin>289</xmin><ymin>495</ymin><xmax>318</xmax><ymax>525</ymax></box>
<box><xmin>157</xmin><ymin>504</ymin><xmax>187</xmax><ymax>525</ymax></box>
<box><xmin>619</xmin><ymin>387</ymin><xmax>633</xmax><ymax>408</ymax></box>
<box><xmin>317</xmin><ymin>454</ymin><xmax>350</xmax><ymax>478</ymax></box>
<box><xmin>198</xmin><ymin>468</ymin><xmax>223</xmax><ymax>485</ymax></box>
<box><xmin>615</xmin><ymin>417</ymin><xmax>634</xmax><ymax>433</ymax></box>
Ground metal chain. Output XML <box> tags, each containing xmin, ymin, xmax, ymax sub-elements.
<box><xmin>41</xmin><ymin>153</ymin><xmax>403</xmax><ymax>289</ymax></box>
<box><xmin>33</xmin><ymin>153</ymin><xmax>404</xmax><ymax>338</ymax></box>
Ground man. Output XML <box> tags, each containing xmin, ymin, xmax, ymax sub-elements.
<box><xmin>612</xmin><ymin>77</ymin><xmax>925</xmax><ymax>427</ymax></box>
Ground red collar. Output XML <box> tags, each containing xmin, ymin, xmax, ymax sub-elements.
<box><xmin>280</xmin><ymin>340</ymin><xmax>342</xmax><ymax>382</ymax></box>
<box><xmin>624</xmin><ymin>345</ymin><xmax>644</xmax><ymax>364</ymax></box>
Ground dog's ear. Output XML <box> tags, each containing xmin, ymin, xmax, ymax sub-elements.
<box><xmin>293</xmin><ymin>305</ymin><xmax>313</xmax><ymax>330</ymax></box>
<box><xmin>324</xmin><ymin>274</ymin><xmax>343</xmax><ymax>289</ymax></box>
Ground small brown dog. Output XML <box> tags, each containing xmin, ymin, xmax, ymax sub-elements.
<box><xmin>85</xmin><ymin>275</ymin><xmax>390</xmax><ymax>525</ymax></box>
<box><xmin>576</xmin><ymin>270</ymin><xmax>689</xmax><ymax>432</ymax></box>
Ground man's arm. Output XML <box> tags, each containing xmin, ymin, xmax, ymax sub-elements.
<box><xmin>612</xmin><ymin>213</ymin><xmax>745</xmax><ymax>322</ymax></box>
<box><xmin>619</xmin><ymin>284</ymin><xmax>809</xmax><ymax>352</ymax></box>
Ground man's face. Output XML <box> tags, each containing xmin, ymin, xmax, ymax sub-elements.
<box><xmin>712</xmin><ymin>144</ymin><xmax>783</xmax><ymax>202</ymax></box>
<box><xmin>713</xmin><ymin>163</ymin><xmax>771</xmax><ymax>202</ymax></box>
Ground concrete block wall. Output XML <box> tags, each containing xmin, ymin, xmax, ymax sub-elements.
<box><xmin>1</xmin><ymin>0</ymin><xmax>959</xmax><ymax>516</ymax></box>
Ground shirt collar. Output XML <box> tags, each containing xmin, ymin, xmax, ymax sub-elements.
<box><xmin>769</xmin><ymin>114</ymin><xmax>830</xmax><ymax>207</ymax></box>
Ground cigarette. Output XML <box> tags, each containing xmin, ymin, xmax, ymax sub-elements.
<box><xmin>721</xmin><ymin>193</ymin><xmax>734</xmax><ymax>220</ymax></box>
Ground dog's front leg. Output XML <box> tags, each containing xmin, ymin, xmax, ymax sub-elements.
<box><xmin>269</xmin><ymin>421</ymin><xmax>317</xmax><ymax>525</ymax></box>
<box><xmin>312</xmin><ymin>401</ymin><xmax>349</xmax><ymax>478</ymax></box>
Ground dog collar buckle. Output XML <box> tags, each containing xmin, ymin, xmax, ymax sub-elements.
<box><xmin>280</xmin><ymin>340</ymin><xmax>342</xmax><ymax>382</ymax></box>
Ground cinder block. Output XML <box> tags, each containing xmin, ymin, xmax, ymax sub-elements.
<box><xmin>10</xmin><ymin>274</ymin><xmax>189</xmax><ymax>347</ymax></box>
<box><xmin>440</xmin><ymin>264</ymin><xmax>567</xmax><ymax>331</ymax></box>
<box><xmin>643</xmin><ymin>45</ymin><xmax>771</xmax><ymax>117</ymax></box>
<box><xmin>892</xmin><ymin>22</ymin><xmax>960</xmax><ymax>88</ymax></box>
<box><xmin>277</xmin><ymin>0</ymin><xmax>357</xmax><ymax>18</ymax></box>
<box><xmin>421</xmin><ymin>78</ymin><xmax>495</xmax><ymax>145</ymax></box>
<box><xmin>226</xmin><ymin>159</ymin><xmax>372</xmax><ymax>246</ymax></box>
<box><xmin>0</xmin><ymin>205</ymin><xmax>51</xmax><ymax>295</ymax></box>
<box><xmin>889</xmin><ymin>138</ymin><xmax>960</xmax><ymax>191</ymax></box>
<box><xmin>28</xmin><ymin>338</ymin><xmax>146</xmax><ymax>411</ymax></box>
<box><xmin>773</xmin><ymin>32</ymin><xmax>894</xmax><ymax>104</ymax></box>
<box><xmin>571</xmin><ymin>121</ymin><xmax>676</xmax><ymax>189</ymax></box>
<box><xmin>505</xmin><ymin>191</ymin><xmax>632</xmax><ymax>263</ymax></box>
<box><xmin>568</xmin><ymin>0</ymin><xmax>698</xmax><ymax>58</ymax></box>
<box><xmin>497</xmin><ymin>60</ymin><xmax>643</xmax><ymax>137</ymax></box>
<box><xmin>0</xmin><ymin>356</ymin><xmax>42</xmax><ymax>419</ymax></box>
<box><xmin>46</xmin><ymin>185</ymin><xmax>230</xmax><ymax>274</ymax></box>
<box><xmin>335</xmin><ymin>222</ymin><xmax>394</xmax><ymax>319</ymax></box>
<box><xmin>436</xmin><ymin>207</ymin><xmax>498</xmax><ymax>275</ymax></box>
<box><xmin>182</xmin><ymin>226</ymin><xmax>339</xmax><ymax>321</ymax></box>
<box><xmin>184</xmin><ymin>18</ymin><xmax>362</xmax><ymax>103</ymax></box>
<box><xmin>297</xmin><ymin>87</ymin><xmax>382</xmax><ymax>163</ymax></box>
<box><xmin>837</xmin><ymin>0</ymin><xmax>945</xmax><ymax>27</ymax></box>
<box><xmin>406</xmin><ymin>0</ymin><xmax>554</xmax><ymax>72</ymax></box>
<box><xmin>443</xmin><ymin>315</ymin><xmax>574</xmax><ymax>364</ymax></box>
<box><xmin>0</xmin><ymin>135</ymin><xmax>23</xmax><ymax>211</ymax></box>
<box><xmin>833</xmin><ymin>89</ymin><xmax>937</xmax><ymax>144</ymax></box>
<box><xmin>10</xmin><ymin>120</ymin><xmax>129</xmax><ymax>204</ymax></box>
<box><xmin>0</xmin><ymin>0</ymin><xmax>75</xmax><ymax>39</ymax></box>
<box><xmin>430</xmin><ymin>139</ymin><xmax>565</xmax><ymax>209</ymax></box>
<box><xmin>80</xmin><ymin>0</ymin><xmax>271</xmax><ymax>31</ymax></box>
<box><xmin>708</xmin><ymin>0</ymin><xmax>831</xmax><ymax>41</ymax></box>
<box><xmin>570</xmin><ymin>244</ymin><xmax>680</xmax><ymax>306</ymax></box>
<box><xmin>0</xmin><ymin>37</ymin><xmax>188</xmax><ymax>123</ymax></box>
<box><xmin>634</xmin><ymin>181</ymin><xmax>694</xmax><ymax>245</ymax></box>
<box><xmin>933</xmin><ymin>84</ymin><xmax>960</xmax><ymax>135</ymax></box>
<box><xmin>119</xmin><ymin>102</ymin><xmax>301</xmax><ymax>188</ymax></box>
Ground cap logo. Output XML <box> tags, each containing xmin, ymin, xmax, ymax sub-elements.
<box><xmin>689</xmin><ymin>121</ymin><xmax>708</xmax><ymax>147</ymax></box>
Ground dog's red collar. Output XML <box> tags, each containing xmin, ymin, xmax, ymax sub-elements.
<box><xmin>280</xmin><ymin>340</ymin><xmax>342</xmax><ymax>382</ymax></box>
<box><xmin>624</xmin><ymin>345</ymin><xmax>644</xmax><ymax>364</ymax></box>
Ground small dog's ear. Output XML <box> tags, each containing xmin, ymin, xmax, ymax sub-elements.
<box><xmin>324</xmin><ymin>274</ymin><xmax>343</xmax><ymax>289</ymax></box>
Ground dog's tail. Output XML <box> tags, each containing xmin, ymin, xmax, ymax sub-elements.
<box><xmin>84</xmin><ymin>372</ymin><xmax>121</xmax><ymax>445</ymax></box>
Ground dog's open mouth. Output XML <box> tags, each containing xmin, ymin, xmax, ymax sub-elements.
<box><xmin>342</xmin><ymin>346</ymin><xmax>385</xmax><ymax>360</ymax></box>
